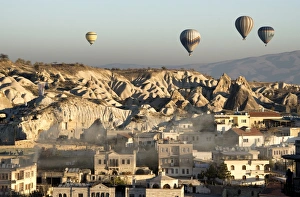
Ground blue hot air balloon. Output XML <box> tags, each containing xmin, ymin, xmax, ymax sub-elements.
<box><xmin>258</xmin><ymin>26</ymin><xmax>274</xmax><ymax>46</ymax></box>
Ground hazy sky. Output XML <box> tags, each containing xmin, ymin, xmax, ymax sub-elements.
<box><xmin>2</xmin><ymin>0</ymin><xmax>300</xmax><ymax>67</ymax></box>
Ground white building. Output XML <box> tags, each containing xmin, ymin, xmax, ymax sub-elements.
<box><xmin>0</xmin><ymin>158</ymin><xmax>37</xmax><ymax>196</ymax></box>
<box><xmin>224</xmin><ymin>160</ymin><xmax>270</xmax><ymax>185</ymax></box>
<box><xmin>52</xmin><ymin>182</ymin><xmax>115</xmax><ymax>197</ymax></box>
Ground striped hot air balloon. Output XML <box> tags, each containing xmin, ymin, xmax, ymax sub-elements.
<box><xmin>258</xmin><ymin>26</ymin><xmax>274</xmax><ymax>46</ymax></box>
<box><xmin>180</xmin><ymin>29</ymin><xmax>201</xmax><ymax>56</ymax></box>
<box><xmin>85</xmin><ymin>32</ymin><xmax>97</xmax><ymax>45</ymax></box>
<box><xmin>235</xmin><ymin>16</ymin><xmax>254</xmax><ymax>40</ymax></box>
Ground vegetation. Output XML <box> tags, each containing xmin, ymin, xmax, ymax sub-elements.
<box><xmin>0</xmin><ymin>53</ymin><xmax>9</xmax><ymax>62</ymax></box>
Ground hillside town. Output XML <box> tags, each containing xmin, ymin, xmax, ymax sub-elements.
<box><xmin>1</xmin><ymin>59</ymin><xmax>300</xmax><ymax>196</ymax></box>
<box><xmin>1</xmin><ymin>107</ymin><xmax>300</xmax><ymax>197</ymax></box>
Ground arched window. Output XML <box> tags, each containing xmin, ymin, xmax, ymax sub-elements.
<box><xmin>105</xmin><ymin>194</ymin><xmax>109</xmax><ymax>197</ymax></box>
<box><xmin>256</xmin><ymin>165</ymin><xmax>260</xmax><ymax>170</ymax></box>
<box><xmin>63</xmin><ymin>194</ymin><xmax>67</xmax><ymax>197</ymax></box>
<box><xmin>96</xmin><ymin>192</ymin><xmax>100</xmax><ymax>197</ymax></box>
<box><xmin>163</xmin><ymin>184</ymin><xmax>171</xmax><ymax>189</ymax></box>
<box><xmin>91</xmin><ymin>193</ymin><xmax>95</xmax><ymax>197</ymax></box>
<box><xmin>231</xmin><ymin>165</ymin><xmax>235</xmax><ymax>170</ymax></box>
<box><xmin>59</xmin><ymin>194</ymin><xmax>62</xmax><ymax>197</ymax></box>
<box><xmin>231</xmin><ymin>176</ymin><xmax>235</xmax><ymax>180</ymax></box>
<box><xmin>256</xmin><ymin>175</ymin><xmax>259</xmax><ymax>180</ymax></box>
<box><xmin>101</xmin><ymin>193</ymin><xmax>104</xmax><ymax>197</ymax></box>
<box><xmin>174</xmin><ymin>183</ymin><xmax>177</xmax><ymax>188</ymax></box>
<box><xmin>153</xmin><ymin>183</ymin><xmax>160</xmax><ymax>188</ymax></box>
<box><xmin>242</xmin><ymin>165</ymin><xmax>246</xmax><ymax>170</ymax></box>
<box><xmin>242</xmin><ymin>175</ymin><xmax>246</xmax><ymax>180</ymax></box>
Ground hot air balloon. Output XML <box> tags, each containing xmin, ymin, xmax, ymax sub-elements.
<box><xmin>86</xmin><ymin>32</ymin><xmax>97</xmax><ymax>45</ymax></box>
<box><xmin>258</xmin><ymin>26</ymin><xmax>274</xmax><ymax>46</ymax></box>
<box><xmin>180</xmin><ymin>29</ymin><xmax>201</xmax><ymax>56</ymax></box>
<box><xmin>235</xmin><ymin>16</ymin><xmax>254</xmax><ymax>40</ymax></box>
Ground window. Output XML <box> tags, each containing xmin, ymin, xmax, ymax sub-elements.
<box><xmin>231</xmin><ymin>165</ymin><xmax>235</xmax><ymax>170</ymax></box>
<box><xmin>243</xmin><ymin>139</ymin><xmax>248</xmax><ymax>142</ymax></box>
<box><xmin>182</xmin><ymin>169</ymin><xmax>185</xmax><ymax>174</ymax></box>
<box><xmin>242</xmin><ymin>165</ymin><xmax>246</xmax><ymax>170</ymax></box>
<box><xmin>98</xmin><ymin>159</ymin><xmax>101</xmax><ymax>164</ymax></box>
<box><xmin>127</xmin><ymin>159</ymin><xmax>130</xmax><ymax>164</ymax></box>
<box><xmin>103</xmin><ymin>159</ymin><xmax>106</xmax><ymax>164</ymax></box>
<box><xmin>242</xmin><ymin>175</ymin><xmax>246</xmax><ymax>180</ymax></box>
<box><xmin>175</xmin><ymin>169</ymin><xmax>178</xmax><ymax>174</ymax></box>
<box><xmin>256</xmin><ymin>165</ymin><xmax>260</xmax><ymax>170</ymax></box>
<box><xmin>78</xmin><ymin>194</ymin><xmax>83</xmax><ymax>197</ymax></box>
<box><xmin>187</xmin><ymin>169</ymin><xmax>189</xmax><ymax>174</ymax></box>
<box><xmin>241</xmin><ymin>119</ymin><xmax>247</xmax><ymax>123</ymax></box>
<box><xmin>122</xmin><ymin>159</ymin><xmax>125</xmax><ymax>164</ymax></box>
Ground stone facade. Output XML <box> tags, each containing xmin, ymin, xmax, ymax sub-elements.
<box><xmin>94</xmin><ymin>150</ymin><xmax>136</xmax><ymax>175</ymax></box>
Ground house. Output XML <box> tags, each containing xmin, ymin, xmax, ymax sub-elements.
<box><xmin>0</xmin><ymin>157</ymin><xmax>37</xmax><ymax>196</ymax></box>
<box><xmin>224</xmin><ymin>160</ymin><xmax>270</xmax><ymax>185</ymax></box>
<box><xmin>116</xmin><ymin>132</ymin><xmax>134</xmax><ymax>148</ymax></box>
<box><xmin>61</xmin><ymin>168</ymin><xmax>84</xmax><ymax>183</ymax></box>
<box><xmin>157</xmin><ymin>142</ymin><xmax>193</xmax><ymax>177</ymax></box>
<box><xmin>212</xmin><ymin>146</ymin><xmax>270</xmax><ymax>185</ymax></box>
<box><xmin>256</xmin><ymin>144</ymin><xmax>295</xmax><ymax>161</ymax></box>
<box><xmin>248</xmin><ymin>110</ymin><xmax>282</xmax><ymax>129</ymax></box>
<box><xmin>94</xmin><ymin>150</ymin><xmax>136</xmax><ymax>176</ymax></box>
<box><xmin>223</xmin><ymin>127</ymin><xmax>264</xmax><ymax>148</ymax></box>
<box><xmin>52</xmin><ymin>182</ymin><xmax>115</xmax><ymax>197</ymax></box>
<box><xmin>135</xmin><ymin>132</ymin><xmax>161</xmax><ymax>147</ymax></box>
<box><xmin>178</xmin><ymin>131</ymin><xmax>217</xmax><ymax>151</ymax></box>
<box><xmin>214</xmin><ymin>111</ymin><xmax>250</xmax><ymax>131</ymax></box>
<box><xmin>126</xmin><ymin>171</ymin><xmax>184</xmax><ymax>197</ymax></box>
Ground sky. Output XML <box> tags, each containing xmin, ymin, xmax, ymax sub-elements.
<box><xmin>1</xmin><ymin>0</ymin><xmax>300</xmax><ymax>68</ymax></box>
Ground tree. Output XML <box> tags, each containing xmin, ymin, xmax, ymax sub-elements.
<box><xmin>216</xmin><ymin>162</ymin><xmax>231</xmax><ymax>180</ymax></box>
<box><xmin>204</xmin><ymin>163</ymin><xmax>217</xmax><ymax>182</ymax></box>
<box><xmin>15</xmin><ymin>58</ymin><xmax>26</xmax><ymax>64</ymax></box>
<box><xmin>0</xmin><ymin>53</ymin><xmax>9</xmax><ymax>62</ymax></box>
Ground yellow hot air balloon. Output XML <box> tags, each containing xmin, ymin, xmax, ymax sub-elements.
<box><xmin>235</xmin><ymin>16</ymin><xmax>254</xmax><ymax>40</ymax></box>
<box><xmin>86</xmin><ymin>32</ymin><xmax>97</xmax><ymax>45</ymax></box>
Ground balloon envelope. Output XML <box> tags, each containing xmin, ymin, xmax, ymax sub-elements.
<box><xmin>258</xmin><ymin>26</ymin><xmax>274</xmax><ymax>46</ymax></box>
<box><xmin>86</xmin><ymin>32</ymin><xmax>97</xmax><ymax>45</ymax></box>
<box><xmin>180</xmin><ymin>29</ymin><xmax>201</xmax><ymax>56</ymax></box>
<box><xmin>235</xmin><ymin>16</ymin><xmax>254</xmax><ymax>40</ymax></box>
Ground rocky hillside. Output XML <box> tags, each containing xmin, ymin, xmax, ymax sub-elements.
<box><xmin>0</xmin><ymin>60</ymin><xmax>300</xmax><ymax>142</ymax></box>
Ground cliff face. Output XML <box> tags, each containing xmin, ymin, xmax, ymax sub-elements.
<box><xmin>0</xmin><ymin>62</ymin><xmax>300</xmax><ymax>141</ymax></box>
